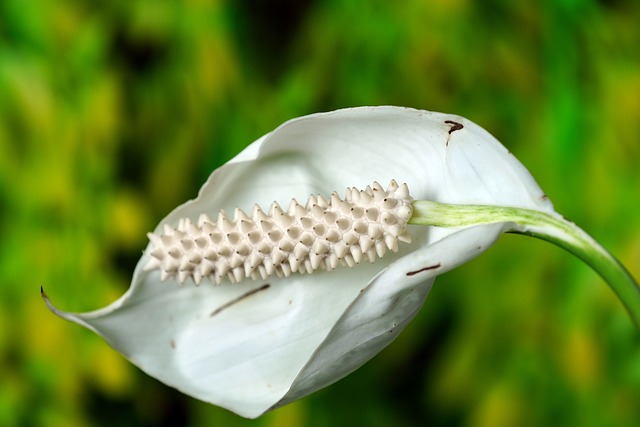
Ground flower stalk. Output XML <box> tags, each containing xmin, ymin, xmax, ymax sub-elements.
<box><xmin>143</xmin><ymin>177</ymin><xmax>640</xmax><ymax>330</ymax></box>
<box><xmin>411</xmin><ymin>200</ymin><xmax>640</xmax><ymax>329</ymax></box>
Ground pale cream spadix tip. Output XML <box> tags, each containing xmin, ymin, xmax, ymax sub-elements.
<box><xmin>144</xmin><ymin>180</ymin><xmax>413</xmax><ymax>285</ymax></box>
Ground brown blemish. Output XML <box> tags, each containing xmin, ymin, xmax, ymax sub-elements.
<box><xmin>444</xmin><ymin>120</ymin><xmax>464</xmax><ymax>146</ymax></box>
<box><xmin>170</xmin><ymin>340</ymin><xmax>176</xmax><ymax>349</ymax></box>
<box><xmin>210</xmin><ymin>284</ymin><xmax>271</xmax><ymax>317</ymax></box>
<box><xmin>406</xmin><ymin>263</ymin><xmax>441</xmax><ymax>276</ymax></box>
<box><xmin>445</xmin><ymin>120</ymin><xmax>463</xmax><ymax>134</ymax></box>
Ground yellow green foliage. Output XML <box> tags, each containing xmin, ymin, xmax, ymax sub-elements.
<box><xmin>1</xmin><ymin>0</ymin><xmax>639</xmax><ymax>426</ymax></box>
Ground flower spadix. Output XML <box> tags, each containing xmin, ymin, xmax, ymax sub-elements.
<box><xmin>44</xmin><ymin>107</ymin><xmax>557</xmax><ymax>418</ymax></box>
<box><xmin>144</xmin><ymin>181</ymin><xmax>413</xmax><ymax>285</ymax></box>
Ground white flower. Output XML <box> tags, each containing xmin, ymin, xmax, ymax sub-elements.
<box><xmin>44</xmin><ymin>106</ymin><xmax>554</xmax><ymax>418</ymax></box>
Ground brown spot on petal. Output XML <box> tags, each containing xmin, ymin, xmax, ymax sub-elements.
<box><xmin>406</xmin><ymin>263</ymin><xmax>441</xmax><ymax>276</ymax></box>
<box><xmin>210</xmin><ymin>284</ymin><xmax>271</xmax><ymax>317</ymax></box>
<box><xmin>445</xmin><ymin>120</ymin><xmax>463</xmax><ymax>134</ymax></box>
<box><xmin>445</xmin><ymin>120</ymin><xmax>464</xmax><ymax>146</ymax></box>
<box><xmin>170</xmin><ymin>340</ymin><xmax>176</xmax><ymax>349</ymax></box>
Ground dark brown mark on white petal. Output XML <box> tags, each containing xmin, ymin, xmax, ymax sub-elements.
<box><xmin>445</xmin><ymin>120</ymin><xmax>463</xmax><ymax>134</ymax></box>
<box><xmin>170</xmin><ymin>339</ymin><xmax>176</xmax><ymax>349</ymax></box>
<box><xmin>406</xmin><ymin>263</ymin><xmax>441</xmax><ymax>276</ymax></box>
<box><xmin>209</xmin><ymin>284</ymin><xmax>271</xmax><ymax>317</ymax></box>
<box><xmin>444</xmin><ymin>120</ymin><xmax>464</xmax><ymax>146</ymax></box>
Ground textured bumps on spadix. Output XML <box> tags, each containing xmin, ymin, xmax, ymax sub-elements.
<box><xmin>144</xmin><ymin>181</ymin><xmax>414</xmax><ymax>285</ymax></box>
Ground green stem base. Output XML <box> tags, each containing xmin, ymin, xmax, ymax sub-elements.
<box><xmin>410</xmin><ymin>200</ymin><xmax>640</xmax><ymax>329</ymax></box>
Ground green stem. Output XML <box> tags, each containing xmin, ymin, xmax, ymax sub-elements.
<box><xmin>410</xmin><ymin>200</ymin><xmax>640</xmax><ymax>329</ymax></box>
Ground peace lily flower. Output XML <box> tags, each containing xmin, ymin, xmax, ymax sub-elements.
<box><xmin>43</xmin><ymin>106</ymin><xmax>640</xmax><ymax>419</ymax></box>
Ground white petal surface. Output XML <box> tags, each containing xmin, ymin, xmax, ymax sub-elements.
<box><xmin>46</xmin><ymin>107</ymin><xmax>555</xmax><ymax>418</ymax></box>
<box><xmin>277</xmin><ymin>223</ymin><xmax>507</xmax><ymax>409</ymax></box>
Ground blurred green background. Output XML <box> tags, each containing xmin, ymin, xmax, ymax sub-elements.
<box><xmin>1</xmin><ymin>0</ymin><xmax>639</xmax><ymax>426</ymax></box>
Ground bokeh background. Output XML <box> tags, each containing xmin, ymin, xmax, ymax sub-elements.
<box><xmin>1</xmin><ymin>0</ymin><xmax>639</xmax><ymax>426</ymax></box>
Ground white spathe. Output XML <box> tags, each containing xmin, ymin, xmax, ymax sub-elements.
<box><xmin>45</xmin><ymin>107</ymin><xmax>554</xmax><ymax>418</ymax></box>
